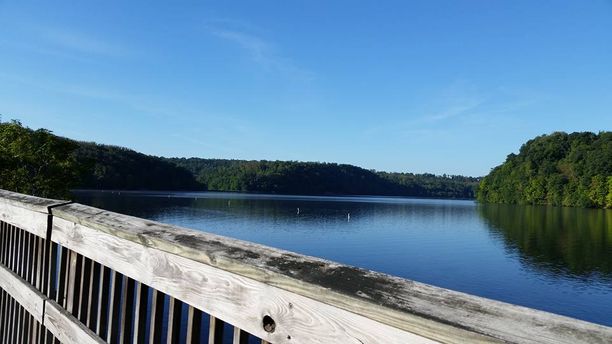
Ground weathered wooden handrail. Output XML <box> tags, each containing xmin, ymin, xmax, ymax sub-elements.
<box><xmin>0</xmin><ymin>188</ymin><xmax>611</xmax><ymax>343</ymax></box>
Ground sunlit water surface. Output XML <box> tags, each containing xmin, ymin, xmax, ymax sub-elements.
<box><xmin>73</xmin><ymin>191</ymin><xmax>612</xmax><ymax>326</ymax></box>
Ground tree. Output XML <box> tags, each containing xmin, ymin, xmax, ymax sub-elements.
<box><xmin>0</xmin><ymin>120</ymin><xmax>79</xmax><ymax>198</ymax></box>
<box><xmin>477</xmin><ymin>132</ymin><xmax>612</xmax><ymax>208</ymax></box>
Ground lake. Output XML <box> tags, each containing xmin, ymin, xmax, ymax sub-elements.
<box><xmin>73</xmin><ymin>190</ymin><xmax>612</xmax><ymax>326</ymax></box>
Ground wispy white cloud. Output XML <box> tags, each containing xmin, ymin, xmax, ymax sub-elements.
<box><xmin>2</xmin><ymin>20</ymin><xmax>132</xmax><ymax>60</ymax></box>
<box><xmin>422</xmin><ymin>80</ymin><xmax>486</xmax><ymax>121</ymax></box>
<box><xmin>426</xmin><ymin>99</ymin><xmax>484</xmax><ymax>121</ymax></box>
<box><xmin>363</xmin><ymin>80</ymin><xmax>535</xmax><ymax>139</ymax></box>
<box><xmin>40</xmin><ymin>28</ymin><xmax>129</xmax><ymax>58</ymax></box>
<box><xmin>206</xmin><ymin>22</ymin><xmax>315</xmax><ymax>81</ymax></box>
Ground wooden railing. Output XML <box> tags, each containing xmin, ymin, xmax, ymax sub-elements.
<box><xmin>0</xmin><ymin>189</ymin><xmax>611</xmax><ymax>344</ymax></box>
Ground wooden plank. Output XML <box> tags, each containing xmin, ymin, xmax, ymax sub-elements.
<box><xmin>0</xmin><ymin>201</ymin><xmax>49</xmax><ymax>238</ymax></box>
<box><xmin>0</xmin><ymin>263</ymin><xmax>45</xmax><ymax>323</ymax></box>
<box><xmin>0</xmin><ymin>189</ymin><xmax>66</xmax><ymax>214</ymax></box>
<box><xmin>43</xmin><ymin>299</ymin><xmax>106</xmax><ymax>344</ymax></box>
<box><xmin>52</xmin><ymin>217</ymin><xmax>439</xmax><ymax>344</ymax></box>
<box><xmin>52</xmin><ymin>203</ymin><xmax>612</xmax><ymax>344</ymax></box>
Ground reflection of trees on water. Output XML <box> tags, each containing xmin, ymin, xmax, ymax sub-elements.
<box><xmin>73</xmin><ymin>191</ymin><xmax>477</xmax><ymax>226</ymax></box>
<box><xmin>479</xmin><ymin>204</ymin><xmax>612</xmax><ymax>279</ymax></box>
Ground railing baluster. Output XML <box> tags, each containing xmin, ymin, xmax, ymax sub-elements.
<box><xmin>96</xmin><ymin>265</ymin><xmax>111</xmax><ymax>338</ymax></box>
<box><xmin>120</xmin><ymin>276</ymin><xmax>136</xmax><ymax>344</ymax></box>
<box><xmin>29</xmin><ymin>233</ymin><xmax>38</xmax><ymax>285</ymax></box>
<box><xmin>23</xmin><ymin>305</ymin><xmax>31</xmax><ymax>344</ymax></box>
<box><xmin>65</xmin><ymin>250</ymin><xmax>78</xmax><ymax>313</ymax></box>
<box><xmin>232</xmin><ymin>327</ymin><xmax>249</xmax><ymax>344</ymax></box>
<box><xmin>149</xmin><ymin>289</ymin><xmax>166</xmax><ymax>344</ymax></box>
<box><xmin>208</xmin><ymin>316</ymin><xmax>225</xmax><ymax>344</ymax></box>
<box><xmin>8</xmin><ymin>225</ymin><xmax>14</xmax><ymax>271</ymax></box>
<box><xmin>78</xmin><ymin>257</ymin><xmax>92</xmax><ymax>322</ymax></box>
<box><xmin>87</xmin><ymin>262</ymin><xmax>101</xmax><ymax>330</ymax></box>
<box><xmin>56</xmin><ymin>246</ymin><xmax>69</xmax><ymax>306</ymax></box>
<box><xmin>16</xmin><ymin>227</ymin><xmax>22</xmax><ymax>276</ymax></box>
<box><xmin>9</xmin><ymin>296</ymin><xmax>15</xmax><ymax>344</ymax></box>
<box><xmin>166</xmin><ymin>297</ymin><xmax>182</xmax><ymax>344</ymax></box>
<box><xmin>107</xmin><ymin>270</ymin><xmax>124</xmax><ymax>344</ymax></box>
<box><xmin>0</xmin><ymin>221</ymin><xmax>4</xmax><ymax>265</ymax></box>
<box><xmin>132</xmin><ymin>282</ymin><xmax>149</xmax><ymax>344</ymax></box>
<box><xmin>0</xmin><ymin>290</ymin><xmax>5</xmax><ymax>342</ymax></box>
<box><xmin>186</xmin><ymin>306</ymin><xmax>202</xmax><ymax>344</ymax></box>
<box><xmin>24</xmin><ymin>231</ymin><xmax>31</xmax><ymax>282</ymax></box>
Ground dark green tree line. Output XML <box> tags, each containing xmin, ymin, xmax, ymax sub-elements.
<box><xmin>168</xmin><ymin>158</ymin><xmax>480</xmax><ymax>198</ymax></box>
<box><xmin>1</xmin><ymin>120</ymin><xmax>479</xmax><ymax>199</ymax></box>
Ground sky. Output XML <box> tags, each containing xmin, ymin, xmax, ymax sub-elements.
<box><xmin>1</xmin><ymin>1</ymin><xmax>611</xmax><ymax>176</ymax></box>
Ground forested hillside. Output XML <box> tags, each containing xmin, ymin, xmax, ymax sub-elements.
<box><xmin>0</xmin><ymin>120</ymin><xmax>478</xmax><ymax>198</ymax></box>
<box><xmin>477</xmin><ymin>132</ymin><xmax>612</xmax><ymax>208</ymax></box>
<box><xmin>168</xmin><ymin>158</ymin><xmax>479</xmax><ymax>198</ymax></box>
<box><xmin>75</xmin><ymin>142</ymin><xmax>201</xmax><ymax>190</ymax></box>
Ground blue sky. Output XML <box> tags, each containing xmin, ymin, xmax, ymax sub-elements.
<box><xmin>1</xmin><ymin>1</ymin><xmax>611</xmax><ymax>176</ymax></box>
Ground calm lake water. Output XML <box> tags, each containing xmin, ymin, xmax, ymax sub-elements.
<box><xmin>73</xmin><ymin>190</ymin><xmax>612</xmax><ymax>326</ymax></box>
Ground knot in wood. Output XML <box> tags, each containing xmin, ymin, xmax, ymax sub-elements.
<box><xmin>263</xmin><ymin>315</ymin><xmax>276</xmax><ymax>333</ymax></box>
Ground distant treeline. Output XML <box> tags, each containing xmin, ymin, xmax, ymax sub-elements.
<box><xmin>0</xmin><ymin>120</ymin><xmax>478</xmax><ymax>199</ymax></box>
<box><xmin>166</xmin><ymin>158</ymin><xmax>479</xmax><ymax>198</ymax></box>
<box><xmin>477</xmin><ymin>132</ymin><xmax>612</xmax><ymax>208</ymax></box>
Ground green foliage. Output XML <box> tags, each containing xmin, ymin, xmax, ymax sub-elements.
<box><xmin>477</xmin><ymin>132</ymin><xmax>612</xmax><ymax>208</ymax></box>
<box><xmin>168</xmin><ymin>158</ymin><xmax>480</xmax><ymax>198</ymax></box>
<box><xmin>0</xmin><ymin>120</ymin><xmax>79</xmax><ymax>198</ymax></box>
<box><xmin>74</xmin><ymin>142</ymin><xmax>202</xmax><ymax>191</ymax></box>
<box><xmin>0</xmin><ymin>119</ymin><xmax>478</xmax><ymax>198</ymax></box>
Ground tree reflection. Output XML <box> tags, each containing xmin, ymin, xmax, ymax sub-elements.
<box><xmin>479</xmin><ymin>204</ymin><xmax>612</xmax><ymax>279</ymax></box>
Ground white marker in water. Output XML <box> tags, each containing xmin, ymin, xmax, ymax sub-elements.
<box><xmin>297</xmin><ymin>207</ymin><xmax>300</xmax><ymax>215</ymax></box>
<box><xmin>347</xmin><ymin>213</ymin><xmax>351</xmax><ymax>221</ymax></box>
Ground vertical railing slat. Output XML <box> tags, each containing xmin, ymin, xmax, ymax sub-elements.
<box><xmin>208</xmin><ymin>316</ymin><xmax>225</xmax><ymax>344</ymax></box>
<box><xmin>149</xmin><ymin>289</ymin><xmax>166</xmax><ymax>344</ymax></box>
<box><xmin>87</xmin><ymin>262</ymin><xmax>101</xmax><ymax>330</ymax></box>
<box><xmin>120</xmin><ymin>276</ymin><xmax>136</xmax><ymax>344</ymax></box>
<box><xmin>166</xmin><ymin>297</ymin><xmax>183</xmax><ymax>344</ymax></box>
<box><xmin>133</xmin><ymin>282</ymin><xmax>149</xmax><ymax>344</ymax></box>
<box><xmin>233</xmin><ymin>327</ymin><xmax>249</xmax><ymax>344</ymax></box>
<box><xmin>186</xmin><ymin>306</ymin><xmax>202</xmax><ymax>344</ymax></box>
<box><xmin>107</xmin><ymin>270</ymin><xmax>124</xmax><ymax>344</ymax></box>
<box><xmin>78</xmin><ymin>257</ymin><xmax>92</xmax><ymax>322</ymax></box>
<box><xmin>96</xmin><ymin>265</ymin><xmax>111</xmax><ymax>338</ymax></box>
